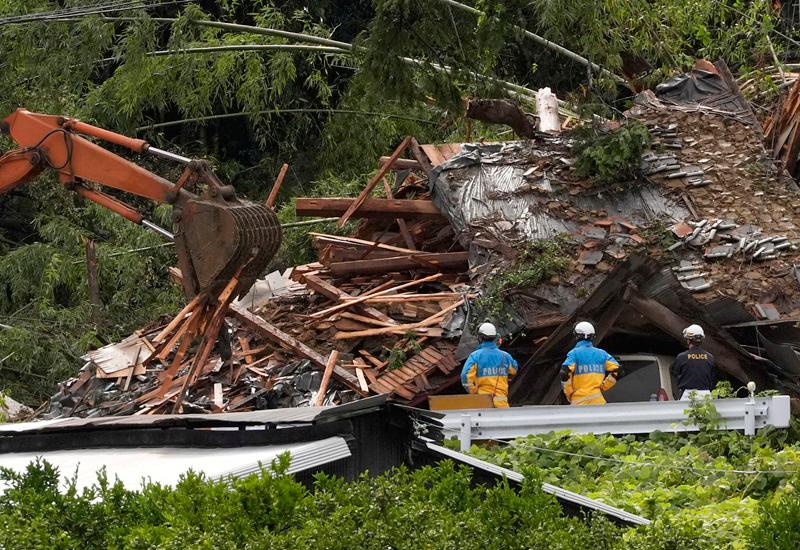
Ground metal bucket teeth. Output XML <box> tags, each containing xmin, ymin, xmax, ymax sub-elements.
<box><xmin>177</xmin><ymin>199</ymin><xmax>281</xmax><ymax>297</ymax></box>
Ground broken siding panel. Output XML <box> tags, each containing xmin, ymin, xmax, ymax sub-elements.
<box><xmin>83</xmin><ymin>334</ymin><xmax>151</xmax><ymax>377</ymax></box>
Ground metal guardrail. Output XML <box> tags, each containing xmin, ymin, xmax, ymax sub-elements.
<box><xmin>428</xmin><ymin>396</ymin><xmax>792</xmax><ymax>452</ymax></box>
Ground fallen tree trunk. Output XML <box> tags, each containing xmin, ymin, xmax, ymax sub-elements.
<box><xmin>466</xmin><ymin>98</ymin><xmax>536</xmax><ymax>138</ymax></box>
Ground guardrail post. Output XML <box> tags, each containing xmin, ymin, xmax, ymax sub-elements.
<box><xmin>460</xmin><ymin>414</ymin><xmax>472</xmax><ymax>452</ymax></box>
<box><xmin>743</xmin><ymin>397</ymin><xmax>756</xmax><ymax>436</ymax></box>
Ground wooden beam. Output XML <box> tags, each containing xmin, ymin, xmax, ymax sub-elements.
<box><xmin>337</xmin><ymin>136</ymin><xmax>412</xmax><ymax>227</ymax></box>
<box><xmin>302</xmin><ymin>273</ymin><xmax>397</xmax><ymax>325</ymax></box>
<box><xmin>229</xmin><ymin>303</ymin><xmax>362</xmax><ymax>391</ymax></box>
<box><xmin>314</xmin><ymin>350</ymin><xmax>339</xmax><ymax>406</ymax></box>
<box><xmin>310</xmin><ymin>273</ymin><xmax>442</xmax><ymax>320</ymax></box>
<box><xmin>334</xmin><ymin>299</ymin><xmax>464</xmax><ymax>340</ymax></box>
<box><xmin>383</xmin><ymin>178</ymin><xmax>416</xmax><ymax>250</ymax></box>
<box><xmin>296</xmin><ymin>197</ymin><xmax>443</xmax><ymax>219</ymax></box>
<box><xmin>328</xmin><ymin>251</ymin><xmax>469</xmax><ymax>276</ymax></box>
<box><xmin>265</xmin><ymin>163</ymin><xmax>289</xmax><ymax>208</ymax></box>
<box><xmin>627</xmin><ymin>290</ymin><xmax>760</xmax><ymax>386</ymax></box>
<box><xmin>379</xmin><ymin>157</ymin><xmax>420</xmax><ymax>170</ymax></box>
<box><xmin>409</xmin><ymin>137</ymin><xmax>435</xmax><ymax>173</ymax></box>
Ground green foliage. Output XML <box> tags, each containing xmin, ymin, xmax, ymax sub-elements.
<box><xmin>381</xmin><ymin>335</ymin><xmax>421</xmax><ymax>371</ymax></box>
<box><xmin>0</xmin><ymin>458</ymin><xmax>621</xmax><ymax>549</ymax></box>
<box><xmin>749</xmin><ymin>489</ymin><xmax>800</xmax><ymax>550</ymax></box>
<box><xmin>684</xmin><ymin>392</ymin><xmax>725</xmax><ymax>432</ymax></box>
<box><xmin>0</xmin><ymin>182</ymin><xmax>180</xmax><ymax>403</ymax></box>
<box><xmin>573</xmin><ymin>122</ymin><xmax>652</xmax><ymax>184</ymax></box>
<box><xmin>360</xmin><ymin>0</ymin><xmax>780</xmax><ymax>112</ymax></box>
<box><xmin>474</xmin><ymin>239</ymin><xmax>570</xmax><ymax>324</ymax></box>
<box><xmin>472</xmin><ymin>423</ymin><xmax>800</xmax><ymax>549</ymax></box>
<box><xmin>711</xmin><ymin>380</ymin><xmax>736</xmax><ymax>399</ymax></box>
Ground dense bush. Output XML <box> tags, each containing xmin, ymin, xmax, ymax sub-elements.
<box><xmin>3</xmin><ymin>426</ymin><xmax>800</xmax><ymax>548</ymax></box>
<box><xmin>0</xmin><ymin>458</ymin><xmax>620</xmax><ymax>550</ymax></box>
<box><xmin>748</xmin><ymin>491</ymin><xmax>800</xmax><ymax>550</ymax></box>
<box><xmin>470</xmin><ymin>421</ymin><xmax>800</xmax><ymax>549</ymax></box>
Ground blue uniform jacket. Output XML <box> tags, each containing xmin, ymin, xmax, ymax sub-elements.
<box><xmin>460</xmin><ymin>341</ymin><xmax>519</xmax><ymax>393</ymax></box>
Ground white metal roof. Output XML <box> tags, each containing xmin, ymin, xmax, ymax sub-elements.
<box><xmin>0</xmin><ymin>436</ymin><xmax>350</xmax><ymax>493</ymax></box>
<box><xmin>424</xmin><ymin>441</ymin><xmax>650</xmax><ymax>526</ymax></box>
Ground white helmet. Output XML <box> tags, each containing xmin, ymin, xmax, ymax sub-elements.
<box><xmin>574</xmin><ymin>321</ymin><xmax>595</xmax><ymax>339</ymax></box>
<box><xmin>478</xmin><ymin>322</ymin><xmax>497</xmax><ymax>338</ymax></box>
<box><xmin>683</xmin><ymin>324</ymin><xmax>705</xmax><ymax>341</ymax></box>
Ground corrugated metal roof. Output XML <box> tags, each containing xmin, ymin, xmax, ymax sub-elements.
<box><xmin>0</xmin><ymin>395</ymin><xmax>391</xmax><ymax>435</ymax></box>
<box><xmin>429</xmin><ymin>141</ymin><xmax>688</xmax><ymax>249</ymax></box>
<box><xmin>423</xmin><ymin>441</ymin><xmax>650</xmax><ymax>526</ymax></box>
<box><xmin>0</xmin><ymin>436</ymin><xmax>351</xmax><ymax>493</ymax></box>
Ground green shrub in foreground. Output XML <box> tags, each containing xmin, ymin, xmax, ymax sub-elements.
<box><xmin>748</xmin><ymin>491</ymin><xmax>800</xmax><ymax>550</ymax></box>
<box><xmin>0</xmin><ymin>457</ymin><xmax>620</xmax><ymax>550</ymax></box>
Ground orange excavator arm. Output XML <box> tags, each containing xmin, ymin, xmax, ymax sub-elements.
<box><xmin>0</xmin><ymin>109</ymin><xmax>281</xmax><ymax>298</ymax></box>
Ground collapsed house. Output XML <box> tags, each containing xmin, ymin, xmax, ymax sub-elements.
<box><xmin>39</xmin><ymin>61</ymin><xmax>800</xmax><ymax>419</ymax></box>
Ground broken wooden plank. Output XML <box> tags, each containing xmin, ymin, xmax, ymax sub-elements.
<box><xmin>383</xmin><ymin>178</ymin><xmax>416</xmax><ymax>250</ymax></box>
<box><xmin>310</xmin><ymin>232</ymin><xmax>419</xmax><ymax>256</ymax></box>
<box><xmin>362</xmin><ymin>366</ymin><xmax>379</xmax><ymax>385</ymax></box>
<box><xmin>378</xmin><ymin>156</ymin><xmax>421</xmax><ymax>170</ymax></box>
<box><xmin>358</xmin><ymin>350</ymin><xmax>387</xmax><ymax>369</ymax></box>
<box><xmin>338</xmin><ymin>136</ymin><xmax>412</xmax><ymax>227</ymax></box>
<box><xmin>153</xmin><ymin>294</ymin><xmax>202</xmax><ymax>343</ymax></box>
<box><xmin>229</xmin><ymin>303</ymin><xmax>362</xmax><ymax>392</ymax></box>
<box><xmin>355</xmin><ymin>366</ymin><xmax>369</xmax><ymax>393</ymax></box>
<box><xmin>409</xmin><ymin>137</ymin><xmax>435</xmax><ymax>173</ymax></box>
<box><xmin>265</xmin><ymin>163</ymin><xmax>289</xmax><ymax>208</ymax></box>
<box><xmin>314</xmin><ymin>350</ymin><xmax>339</xmax><ymax>406</ymax></box>
<box><xmin>311</xmin><ymin>273</ymin><xmax>442</xmax><ymax>320</ymax></box>
<box><xmin>328</xmin><ymin>252</ymin><xmax>469</xmax><ymax>276</ymax></box>
<box><xmin>238</xmin><ymin>336</ymin><xmax>255</xmax><ymax>364</ymax></box>
<box><xmin>213</xmin><ymin>382</ymin><xmax>224</xmax><ymax>412</ymax></box>
<box><xmin>345</xmin><ymin>292</ymin><xmax>466</xmax><ymax>303</ymax></box>
<box><xmin>339</xmin><ymin>312</ymin><xmax>395</xmax><ymax>328</ymax></box>
<box><xmin>420</xmin><ymin>144</ymin><xmax>448</xmax><ymax>166</ymax></box>
<box><xmin>334</xmin><ymin>298</ymin><xmax>463</xmax><ymax>340</ymax></box>
<box><xmin>297</xmin><ymin>198</ymin><xmax>443</xmax><ymax>219</ymax></box>
<box><xmin>302</xmin><ymin>273</ymin><xmax>397</xmax><ymax>326</ymax></box>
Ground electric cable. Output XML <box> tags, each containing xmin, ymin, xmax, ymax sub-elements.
<box><xmin>485</xmin><ymin>436</ymin><xmax>800</xmax><ymax>476</ymax></box>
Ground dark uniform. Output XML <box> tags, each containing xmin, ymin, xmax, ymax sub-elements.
<box><xmin>671</xmin><ymin>348</ymin><xmax>714</xmax><ymax>396</ymax></box>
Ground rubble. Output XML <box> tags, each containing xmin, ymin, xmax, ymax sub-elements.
<box><xmin>39</xmin><ymin>60</ymin><xmax>800</xmax><ymax>416</ymax></box>
<box><xmin>42</xmin><ymin>145</ymin><xmax>472</xmax><ymax>418</ymax></box>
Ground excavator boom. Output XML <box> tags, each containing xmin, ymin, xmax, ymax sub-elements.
<box><xmin>0</xmin><ymin>109</ymin><xmax>281</xmax><ymax>298</ymax></box>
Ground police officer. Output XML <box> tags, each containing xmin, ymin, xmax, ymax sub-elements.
<box><xmin>672</xmin><ymin>324</ymin><xmax>715</xmax><ymax>400</ymax></box>
<box><xmin>460</xmin><ymin>322</ymin><xmax>518</xmax><ymax>408</ymax></box>
<box><xmin>561</xmin><ymin>321</ymin><xmax>621</xmax><ymax>405</ymax></box>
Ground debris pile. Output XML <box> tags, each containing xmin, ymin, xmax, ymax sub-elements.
<box><xmin>41</xmin><ymin>61</ymin><xmax>800</xmax><ymax>416</ymax></box>
<box><xmin>44</xmin><ymin>140</ymin><xmax>475</xmax><ymax>418</ymax></box>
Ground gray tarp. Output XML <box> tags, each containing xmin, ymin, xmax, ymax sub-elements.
<box><xmin>428</xmin><ymin>141</ymin><xmax>688</xmax><ymax>258</ymax></box>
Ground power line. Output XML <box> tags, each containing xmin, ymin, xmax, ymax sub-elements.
<box><xmin>0</xmin><ymin>0</ymin><xmax>190</xmax><ymax>26</ymax></box>
<box><xmin>134</xmin><ymin>109</ymin><xmax>438</xmax><ymax>132</ymax></box>
<box><xmin>492</xmin><ymin>438</ymin><xmax>799</xmax><ymax>476</ymax></box>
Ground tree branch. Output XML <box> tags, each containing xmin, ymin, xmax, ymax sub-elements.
<box><xmin>466</xmin><ymin>98</ymin><xmax>537</xmax><ymax>138</ymax></box>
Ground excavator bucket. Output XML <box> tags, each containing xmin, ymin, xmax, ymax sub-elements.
<box><xmin>174</xmin><ymin>198</ymin><xmax>282</xmax><ymax>299</ymax></box>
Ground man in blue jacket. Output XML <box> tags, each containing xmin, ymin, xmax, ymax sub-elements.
<box><xmin>460</xmin><ymin>322</ymin><xmax>519</xmax><ymax>407</ymax></box>
<box><xmin>561</xmin><ymin>321</ymin><xmax>621</xmax><ymax>405</ymax></box>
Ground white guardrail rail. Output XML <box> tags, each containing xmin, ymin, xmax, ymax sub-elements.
<box><xmin>430</xmin><ymin>396</ymin><xmax>792</xmax><ymax>452</ymax></box>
